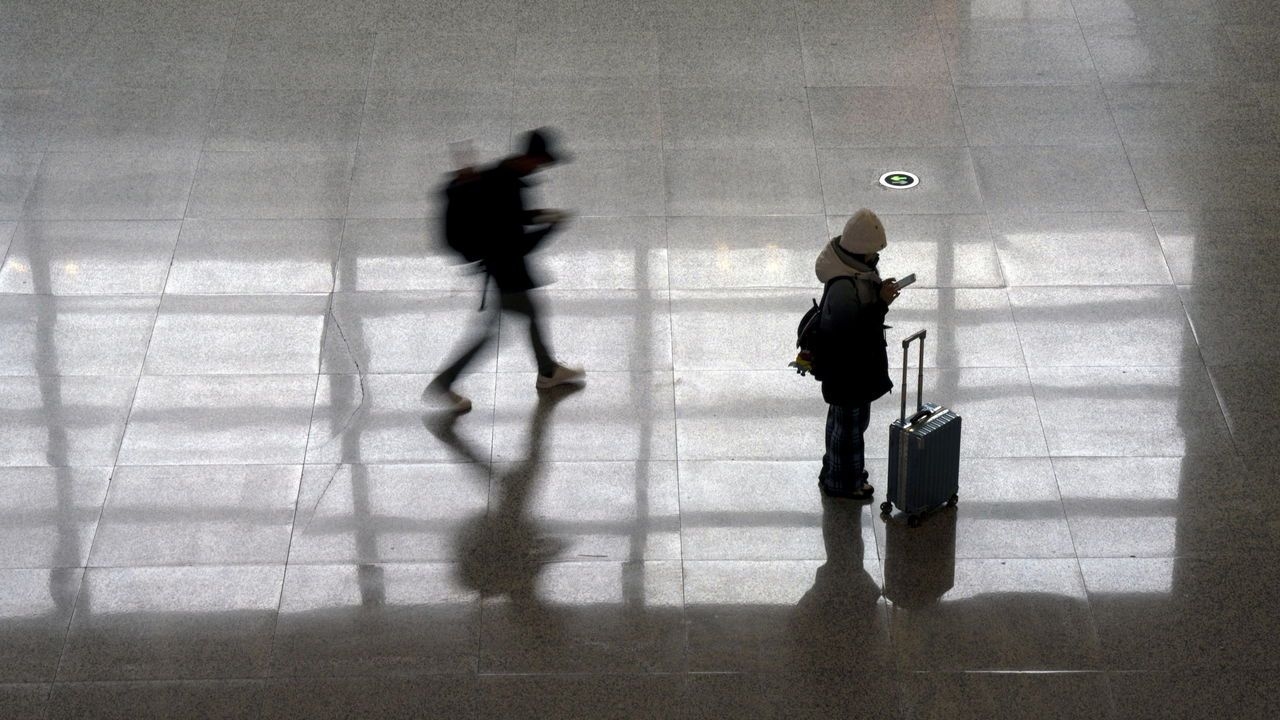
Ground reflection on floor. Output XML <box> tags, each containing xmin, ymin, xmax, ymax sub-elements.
<box><xmin>2</xmin><ymin>0</ymin><xmax>1280</xmax><ymax>717</ymax></box>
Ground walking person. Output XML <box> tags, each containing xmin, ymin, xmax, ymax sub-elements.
<box><xmin>815</xmin><ymin>209</ymin><xmax>900</xmax><ymax>499</ymax></box>
<box><xmin>427</xmin><ymin>128</ymin><xmax>585</xmax><ymax>413</ymax></box>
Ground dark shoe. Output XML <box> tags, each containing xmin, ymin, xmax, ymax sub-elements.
<box><xmin>818</xmin><ymin>480</ymin><xmax>874</xmax><ymax>500</ymax></box>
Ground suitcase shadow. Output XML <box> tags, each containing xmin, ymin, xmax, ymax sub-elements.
<box><xmin>881</xmin><ymin>508</ymin><xmax>958</xmax><ymax>609</ymax></box>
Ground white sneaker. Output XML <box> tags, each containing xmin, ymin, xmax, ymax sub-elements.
<box><xmin>535</xmin><ymin>363</ymin><xmax>586</xmax><ymax>390</ymax></box>
<box><xmin>423</xmin><ymin>383</ymin><xmax>472</xmax><ymax>414</ymax></box>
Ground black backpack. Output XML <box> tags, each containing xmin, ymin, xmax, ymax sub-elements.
<box><xmin>790</xmin><ymin>277</ymin><xmax>850</xmax><ymax>381</ymax></box>
<box><xmin>440</xmin><ymin>169</ymin><xmax>491</xmax><ymax>263</ymax></box>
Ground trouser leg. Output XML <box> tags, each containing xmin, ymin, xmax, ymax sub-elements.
<box><xmin>432</xmin><ymin>307</ymin><xmax>497</xmax><ymax>391</ymax></box>
<box><xmin>822</xmin><ymin>403</ymin><xmax>870</xmax><ymax>490</ymax></box>
<box><xmin>501</xmin><ymin>290</ymin><xmax>556</xmax><ymax>376</ymax></box>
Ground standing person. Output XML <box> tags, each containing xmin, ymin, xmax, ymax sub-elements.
<box><xmin>815</xmin><ymin>209</ymin><xmax>900</xmax><ymax>499</ymax></box>
<box><xmin>426</xmin><ymin>128</ymin><xmax>586</xmax><ymax>413</ymax></box>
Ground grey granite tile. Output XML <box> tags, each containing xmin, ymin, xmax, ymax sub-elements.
<box><xmin>662</xmin><ymin>29</ymin><xmax>805</xmax><ymax>88</ymax></box>
<box><xmin>1028</xmin><ymin>366</ymin><xmax>1235</xmax><ymax>457</ymax></box>
<box><xmin>956</xmin><ymin>84</ymin><xmax>1121</xmax><ymax>147</ymax></box>
<box><xmin>683</xmin><ymin>559</ymin><xmax>890</xmax><ymax>672</ymax></box>
<box><xmin>361</xmin><ymin>88</ymin><xmax>513</xmax><ymax>154</ymax></box>
<box><xmin>1082</xmin><ymin>556</ymin><xmax>1280</xmax><ymax>669</ymax></box>
<box><xmin>223</xmin><ymin>30</ymin><xmax>374</xmax><ymax>90</ymax></box>
<box><xmin>49</xmin><ymin>88</ymin><xmax>215</xmax><ymax>152</ymax></box>
<box><xmin>809</xmin><ymin>86</ymin><xmax>966</xmax><ymax>148</ymax></box>
<box><xmin>514</xmin><ymin>32</ymin><xmax>659</xmax><ymax>90</ymax></box>
<box><xmin>271</xmin><ymin>563</ymin><xmax>479</xmax><ymax>675</ymax></box>
<box><xmin>1054</xmin><ymin>454</ymin><xmax>1280</xmax><ymax>558</ymax></box>
<box><xmin>261</xmin><ymin>676</ymin><xmax>480</xmax><ymax>720</ymax></box>
<box><xmin>991</xmin><ymin>212</ymin><xmax>1171</xmax><ymax>286</ymax></box>
<box><xmin>942</xmin><ymin>22</ymin><xmax>1096</xmax><ymax>85</ymax></box>
<box><xmin>1</xmin><ymin>153</ymin><xmax>44</xmax><ymax>219</ymax></box>
<box><xmin>346</xmin><ymin>149</ymin><xmax>451</xmax><ymax>218</ymax></box>
<box><xmin>477</xmin><ymin>674</ymin><xmax>684</xmax><ymax>720</ymax></box>
<box><xmin>1128</xmin><ymin>144</ymin><xmax>1280</xmax><ymax>211</ymax></box>
<box><xmin>678</xmin><ymin>460</ymin><xmax>878</xmax><ymax>561</ymax></box>
<box><xmin>889</xmin><ymin>558</ymin><xmax>1103</xmax><ymax>670</ymax></box>
<box><xmin>306</xmin><ymin>373</ymin><xmax>494</xmax><ymax>465</ymax></box>
<box><xmin>665</xmin><ymin>148</ymin><xmax>822</xmax><ymax>216</ymax></box>
<box><xmin>802</xmin><ymin>20</ymin><xmax>951</xmax><ymax>86</ymax></box>
<box><xmin>661</xmin><ymin>87</ymin><xmax>812</xmax><ymax>149</ymax></box>
<box><xmin>485</xmin><ymin>460</ymin><xmax>681</xmax><ymax>562</ymax></box>
<box><xmin>496</xmin><ymin>290</ymin><xmax>672</xmax><ymax>372</ymax></box>
<box><xmin>0</xmin><ymin>221</ymin><xmax>180</xmax><ymax>295</ymax></box>
<box><xmin>491</xmin><ymin>371</ymin><xmax>676</xmax><ymax>462</ymax></box>
<box><xmin>899</xmin><ymin>671</ymin><xmax>1116</xmax><ymax>719</ymax></box>
<box><xmin>1210</xmin><ymin>363</ymin><xmax>1280</xmax><ymax>456</ymax></box>
<box><xmin>1108</xmin><ymin>670</ymin><xmax>1280</xmax><ymax>719</ymax></box>
<box><xmin>0</xmin><ymin>376</ymin><xmax>137</xmax><ymax>467</ymax></box>
<box><xmin>1105</xmin><ymin>82</ymin><xmax>1277</xmax><ymax>147</ymax></box>
<box><xmin>0</xmin><ymin>295</ymin><xmax>159</xmax><ymax>376</ymax></box>
<box><xmin>479</xmin><ymin>561</ymin><xmax>686</xmax><ymax>672</ymax></box>
<box><xmin>871</xmin><ymin>457</ymin><xmax>1076</xmax><ymax>559</ymax></box>
<box><xmin>71</xmin><ymin>29</ymin><xmax>231</xmax><ymax>88</ymax></box>
<box><xmin>22</xmin><ymin>152</ymin><xmax>198</xmax><ymax>221</ymax></box>
<box><xmin>186</xmin><ymin>151</ymin><xmax>353</xmax><ymax>219</ymax></box>
<box><xmin>118</xmin><ymin>375</ymin><xmax>316</xmax><ymax>465</ymax></box>
<box><xmin>534</xmin><ymin>216</ymin><xmax>669</xmax><ymax>291</ymax></box>
<box><xmin>288</xmin><ymin>463</ymin><xmax>487</xmax><ymax>563</ymax></box>
<box><xmin>1083</xmin><ymin>22</ymin><xmax>1243</xmax><ymax>83</ymax></box>
<box><xmin>335</xmin><ymin>218</ymin><xmax>469</xmax><ymax>292</ymax></box>
<box><xmin>934</xmin><ymin>0</ymin><xmax>1079</xmax><ymax>26</ymax></box>
<box><xmin>973</xmin><ymin>146</ymin><xmax>1145</xmax><ymax>213</ymax></box>
<box><xmin>369</xmin><ymin>29</ymin><xmax>514</xmax><ymax>90</ymax></box>
<box><xmin>666</xmin><ymin>215</ymin><xmax>829</xmax><ymax>289</ymax></box>
<box><xmin>0</xmin><ymin>89</ymin><xmax>61</xmax><ymax>153</ymax></box>
<box><xmin>47</xmin><ymin>680</ymin><xmax>264</xmax><ymax>720</ymax></box>
<box><xmin>536</xmin><ymin>148</ymin><xmax>665</xmax><ymax>217</ymax></box>
<box><xmin>88</xmin><ymin>465</ymin><xmax>300</xmax><ymax>567</ymax></box>
<box><xmin>0</xmin><ymin>569</ymin><xmax>82</xmax><ymax>681</ymax></box>
<box><xmin>319</xmin><ymin>291</ymin><xmax>497</xmax><ymax>374</ymax></box>
<box><xmin>1152</xmin><ymin>210</ymin><xmax>1280</xmax><ymax>286</ymax></box>
<box><xmin>59</xmin><ymin>566</ymin><xmax>283</xmax><ymax>681</ymax></box>
<box><xmin>0</xmin><ymin>467</ymin><xmax>111</xmax><ymax>569</ymax></box>
<box><xmin>1009</xmin><ymin>286</ymin><xmax>1198</xmax><ymax>367</ymax></box>
<box><xmin>0</xmin><ymin>683</ymin><xmax>48</xmax><ymax>720</ymax></box>
<box><xmin>516</xmin><ymin>86</ymin><xmax>660</xmax><ymax>151</ymax></box>
<box><xmin>144</xmin><ymin>294</ymin><xmax>327</xmax><ymax>375</ymax></box>
<box><xmin>1180</xmin><ymin>285</ymin><xmax>1280</xmax><ymax>366</ymax></box>
<box><xmin>818</xmin><ymin>147</ymin><xmax>984</xmax><ymax>216</ymax></box>
<box><xmin>206</xmin><ymin>89</ymin><xmax>365</xmax><ymax>152</ymax></box>
<box><xmin>166</xmin><ymin>219</ymin><xmax>341</xmax><ymax>294</ymax></box>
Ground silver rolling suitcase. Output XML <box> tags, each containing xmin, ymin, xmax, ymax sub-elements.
<box><xmin>881</xmin><ymin>330</ymin><xmax>962</xmax><ymax>527</ymax></box>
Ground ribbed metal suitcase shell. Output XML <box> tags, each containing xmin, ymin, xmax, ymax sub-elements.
<box><xmin>887</xmin><ymin>403</ymin><xmax>962</xmax><ymax>514</ymax></box>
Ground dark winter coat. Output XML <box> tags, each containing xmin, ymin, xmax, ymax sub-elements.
<box><xmin>817</xmin><ymin>249</ymin><xmax>893</xmax><ymax>407</ymax></box>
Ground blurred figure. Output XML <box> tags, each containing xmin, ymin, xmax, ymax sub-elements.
<box><xmin>815</xmin><ymin>209</ymin><xmax>900</xmax><ymax>499</ymax></box>
<box><xmin>426</xmin><ymin>128</ymin><xmax>586</xmax><ymax>413</ymax></box>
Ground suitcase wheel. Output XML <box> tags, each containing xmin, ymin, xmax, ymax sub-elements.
<box><xmin>947</xmin><ymin>493</ymin><xmax>958</xmax><ymax>508</ymax></box>
<box><xmin>879</xmin><ymin>501</ymin><xmax>893</xmax><ymax>516</ymax></box>
<box><xmin>907</xmin><ymin>514</ymin><xmax>922</xmax><ymax>528</ymax></box>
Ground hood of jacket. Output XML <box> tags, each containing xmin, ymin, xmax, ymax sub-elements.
<box><xmin>815</xmin><ymin>238</ymin><xmax>882</xmax><ymax>285</ymax></box>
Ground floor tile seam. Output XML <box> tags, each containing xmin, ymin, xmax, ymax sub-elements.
<box><xmin>49</xmin><ymin>170</ymin><xmax>195</xmax><ymax>682</ymax></box>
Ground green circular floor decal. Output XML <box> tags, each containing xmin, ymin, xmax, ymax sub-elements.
<box><xmin>879</xmin><ymin>171</ymin><xmax>919</xmax><ymax>189</ymax></box>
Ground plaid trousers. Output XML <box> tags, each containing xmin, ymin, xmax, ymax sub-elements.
<box><xmin>820</xmin><ymin>403</ymin><xmax>872</xmax><ymax>490</ymax></box>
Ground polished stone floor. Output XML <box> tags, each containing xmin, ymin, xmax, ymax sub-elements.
<box><xmin>3</xmin><ymin>0</ymin><xmax>1280</xmax><ymax>717</ymax></box>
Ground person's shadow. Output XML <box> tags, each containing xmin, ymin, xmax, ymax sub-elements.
<box><xmin>428</xmin><ymin>384</ymin><xmax>584</xmax><ymax>621</ymax></box>
<box><xmin>788</xmin><ymin>498</ymin><xmax>886</xmax><ymax>671</ymax></box>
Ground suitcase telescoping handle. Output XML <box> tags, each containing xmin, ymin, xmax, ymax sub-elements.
<box><xmin>900</xmin><ymin>329</ymin><xmax>927</xmax><ymax>426</ymax></box>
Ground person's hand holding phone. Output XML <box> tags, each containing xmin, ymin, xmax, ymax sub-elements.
<box><xmin>880</xmin><ymin>278</ymin><xmax>900</xmax><ymax>305</ymax></box>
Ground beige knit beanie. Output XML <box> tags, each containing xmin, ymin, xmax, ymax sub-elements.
<box><xmin>838</xmin><ymin>209</ymin><xmax>887</xmax><ymax>255</ymax></box>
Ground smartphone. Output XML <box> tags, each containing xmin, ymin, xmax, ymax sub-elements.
<box><xmin>894</xmin><ymin>273</ymin><xmax>917</xmax><ymax>290</ymax></box>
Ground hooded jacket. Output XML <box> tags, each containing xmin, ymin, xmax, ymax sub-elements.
<box><xmin>815</xmin><ymin>238</ymin><xmax>893</xmax><ymax>407</ymax></box>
